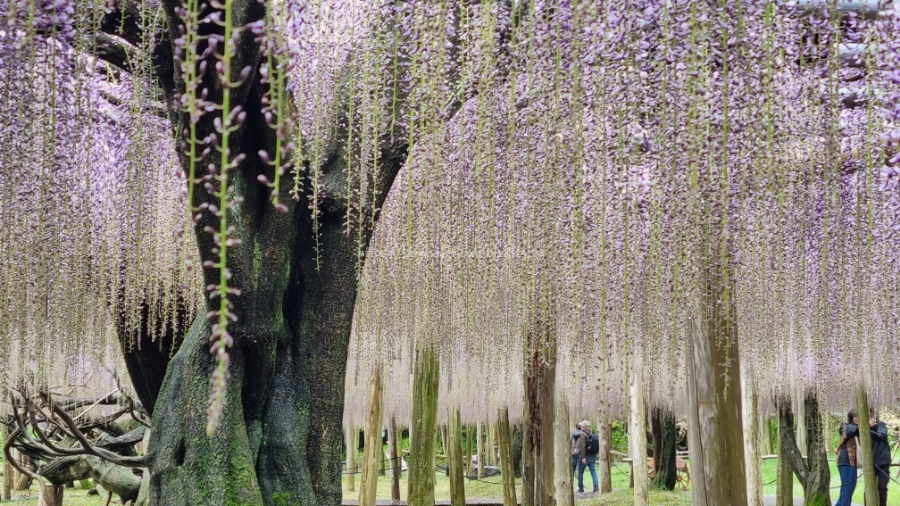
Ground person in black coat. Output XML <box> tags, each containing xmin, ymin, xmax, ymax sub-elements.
<box><xmin>868</xmin><ymin>408</ymin><xmax>891</xmax><ymax>506</ymax></box>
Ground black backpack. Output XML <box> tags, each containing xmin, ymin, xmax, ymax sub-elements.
<box><xmin>585</xmin><ymin>433</ymin><xmax>600</xmax><ymax>455</ymax></box>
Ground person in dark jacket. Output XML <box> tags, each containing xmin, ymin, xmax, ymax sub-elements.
<box><xmin>869</xmin><ymin>409</ymin><xmax>890</xmax><ymax>506</ymax></box>
<box><xmin>834</xmin><ymin>409</ymin><xmax>860</xmax><ymax>506</ymax></box>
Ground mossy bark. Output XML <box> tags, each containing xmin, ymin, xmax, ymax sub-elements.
<box><xmin>856</xmin><ymin>387</ymin><xmax>878</xmax><ymax>506</ymax></box>
<box><xmin>448</xmin><ymin>408</ymin><xmax>466</xmax><ymax>506</ymax></box>
<box><xmin>359</xmin><ymin>367</ymin><xmax>383</xmax><ymax>506</ymax></box>
<box><xmin>477</xmin><ymin>423</ymin><xmax>485</xmax><ymax>479</ymax></box>
<box><xmin>650</xmin><ymin>408</ymin><xmax>677</xmax><ymax>491</ymax></box>
<box><xmin>407</xmin><ymin>347</ymin><xmax>439</xmax><ymax>506</ymax></box>
<box><xmin>497</xmin><ymin>407</ymin><xmax>517</xmax><ymax>506</ymax></box>
<box><xmin>521</xmin><ymin>402</ymin><xmax>535</xmax><ymax>506</ymax></box>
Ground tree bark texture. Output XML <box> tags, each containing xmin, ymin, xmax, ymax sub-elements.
<box><xmin>465</xmin><ymin>425</ymin><xmax>474</xmax><ymax>479</ymax></box>
<box><xmin>407</xmin><ymin>347</ymin><xmax>439</xmax><ymax>506</ymax></box>
<box><xmin>597</xmin><ymin>415</ymin><xmax>613</xmax><ymax>494</ymax></box>
<box><xmin>856</xmin><ymin>387</ymin><xmax>878</xmax><ymax>506</ymax></box>
<box><xmin>388</xmin><ymin>417</ymin><xmax>401</xmax><ymax>502</ymax></box>
<box><xmin>497</xmin><ymin>407</ymin><xmax>517</xmax><ymax>506</ymax></box>
<box><xmin>777</xmin><ymin>394</ymin><xmax>831</xmax><ymax>506</ymax></box>
<box><xmin>527</xmin><ymin>343</ymin><xmax>556</xmax><ymax>506</ymax></box>
<box><xmin>359</xmin><ymin>368</ymin><xmax>383</xmax><ymax>506</ymax></box>
<box><xmin>630</xmin><ymin>371</ymin><xmax>649</xmax><ymax>506</ymax></box>
<box><xmin>37</xmin><ymin>485</ymin><xmax>63</xmax><ymax>506</ymax></box>
<box><xmin>650</xmin><ymin>407</ymin><xmax>677</xmax><ymax>491</ymax></box>
<box><xmin>512</xmin><ymin>424</ymin><xmax>523</xmax><ymax>479</ymax></box>
<box><xmin>742</xmin><ymin>374</ymin><xmax>763</xmax><ymax>506</ymax></box>
<box><xmin>448</xmin><ymin>408</ymin><xmax>466</xmax><ymax>506</ymax></box>
<box><xmin>686</xmin><ymin>329</ymin><xmax>708</xmax><ymax>506</ymax></box>
<box><xmin>554</xmin><ymin>399</ymin><xmax>574</xmax><ymax>506</ymax></box>
<box><xmin>128</xmin><ymin>1</ymin><xmax>411</xmax><ymax>505</ymax></box>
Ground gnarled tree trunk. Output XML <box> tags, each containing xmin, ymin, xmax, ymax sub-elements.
<box><xmin>650</xmin><ymin>407</ymin><xmax>677</xmax><ymax>491</ymax></box>
<box><xmin>776</xmin><ymin>394</ymin><xmax>830</xmax><ymax>506</ymax></box>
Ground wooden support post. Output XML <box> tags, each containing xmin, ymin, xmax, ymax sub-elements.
<box><xmin>630</xmin><ymin>366</ymin><xmax>648</xmax><ymax>506</ymax></box>
<box><xmin>465</xmin><ymin>425</ymin><xmax>474</xmax><ymax>477</ymax></box>
<box><xmin>522</xmin><ymin>399</ymin><xmax>535</xmax><ymax>506</ymax></box>
<box><xmin>408</xmin><ymin>346</ymin><xmax>439</xmax><ymax>506</ymax></box>
<box><xmin>741</xmin><ymin>373</ymin><xmax>763</xmax><ymax>506</ymax></box>
<box><xmin>796</xmin><ymin>396</ymin><xmax>808</xmax><ymax>460</ymax></box>
<box><xmin>448</xmin><ymin>407</ymin><xmax>466</xmax><ymax>506</ymax></box>
<box><xmin>597</xmin><ymin>415</ymin><xmax>612</xmax><ymax>494</ymax></box>
<box><xmin>686</xmin><ymin>304</ymin><xmax>748</xmax><ymax>506</ymax></box>
<box><xmin>1</xmin><ymin>422</ymin><xmax>10</xmax><ymax>501</ymax></box>
<box><xmin>346</xmin><ymin>425</ymin><xmax>357</xmax><ymax>493</ymax></box>
<box><xmin>857</xmin><ymin>387</ymin><xmax>878</xmax><ymax>506</ymax></box>
<box><xmin>359</xmin><ymin>367</ymin><xmax>384</xmax><ymax>506</ymax></box>
<box><xmin>388</xmin><ymin>417</ymin><xmax>402</xmax><ymax>502</ymax></box>
<box><xmin>554</xmin><ymin>399</ymin><xmax>574</xmax><ymax>506</ymax></box>
<box><xmin>477</xmin><ymin>423</ymin><xmax>485</xmax><ymax>479</ymax></box>
<box><xmin>497</xmin><ymin>407</ymin><xmax>517</xmax><ymax>506</ymax></box>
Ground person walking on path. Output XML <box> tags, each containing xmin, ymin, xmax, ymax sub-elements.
<box><xmin>869</xmin><ymin>408</ymin><xmax>891</xmax><ymax>506</ymax></box>
<box><xmin>577</xmin><ymin>420</ymin><xmax>600</xmax><ymax>494</ymax></box>
<box><xmin>834</xmin><ymin>409</ymin><xmax>860</xmax><ymax>506</ymax></box>
<box><xmin>570</xmin><ymin>422</ymin><xmax>587</xmax><ymax>492</ymax></box>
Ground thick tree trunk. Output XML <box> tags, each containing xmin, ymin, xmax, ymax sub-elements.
<box><xmin>630</xmin><ymin>371</ymin><xmax>649</xmax><ymax>506</ymax></box>
<box><xmin>448</xmin><ymin>408</ymin><xmax>466</xmax><ymax>506</ymax></box>
<box><xmin>742</xmin><ymin>374</ymin><xmax>763</xmax><ymax>506</ymax></box>
<box><xmin>533</xmin><ymin>350</ymin><xmax>556</xmax><ymax>506</ymax></box>
<box><xmin>856</xmin><ymin>387</ymin><xmax>878</xmax><ymax>506</ymax></box>
<box><xmin>388</xmin><ymin>417</ymin><xmax>401</xmax><ymax>502</ymax></box>
<box><xmin>554</xmin><ymin>399</ymin><xmax>574</xmax><ymax>506</ymax></box>
<box><xmin>686</xmin><ymin>330</ymin><xmax>707</xmax><ymax>506</ymax></box>
<box><xmin>497</xmin><ymin>407</ymin><xmax>517</xmax><ymax>506</ymax></box>
<box><xmin>359</xmin><ymin>367</ymin><xmax>383</xmax><ymax>506</ymax></box>
<box><xmin>777</xmin><ymin>394</ymin><xmax>830</xmax><ymax>506</ymax></box>
<box><xmin>347</xmin><ymin>426</ymin><xmax>357</xmax><ymax>493</ymax></box>
<box><xmin>597</xmin><ymin>415</ymin><xmax>613</xmax><ymax>494</ymax></box>
<box><xmin>650</xmin><ymin>407</ymin><xmax>677</xmax><ymax>491</ymax></box>
<box><xmin>407</xmin><ymin>346</ymin><xmax>439</xmax><ymax>506</ymax></box>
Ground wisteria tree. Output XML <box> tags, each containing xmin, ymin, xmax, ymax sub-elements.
<box><xmin>3</xmin><ymin>1</ymin><xmax>900</xmax><ymax>506</ymax></box>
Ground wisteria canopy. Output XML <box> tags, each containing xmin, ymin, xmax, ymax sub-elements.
<box><xmin>1</xmin><ymin>0</ymin><xmax>899</xmax><ymax>505</ymax></box>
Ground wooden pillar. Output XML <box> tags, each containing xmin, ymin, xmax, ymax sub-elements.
<box><xmin>440</xmin><ymin>426</ymin><xmax>449</xmax><ymax>475</ymax></box>
<box><xmin>630</xmin><ymin>366</ymin><xmax>648</xmax><ymax>506</ymax></box>
<box><xmin>554</xmin><ymin>399</ymin><xmax>574</xmax><ymax>506</ymax></box>
<box><xmin>346</xmin><ymin>425</ymin><xmax>357</xmax><ymax>492</ymax></box>
<box><xmin>857</xmin><ymin>387</ymin><xmax>878</xmax><ymax>506</ymax></box>
<box><xmin>597</xmin><ymin>415</ymin><xmax>613</xmax><ymax>494</ymax></box>
<box><xmin>359</xmin><ymin>367</ymin><xmax>384</xmax><ymax>506</ymax></box>
<box><xmin>686</xmin><ymin>302</ymin><xmax>748</xmax><ymax>506</ymax></box>
<box><xmin>388</xmin><ymin>417</ymin><xmax>402</xmax><ymax>502</ymax></box>
<box><xmin>448</xmin><ymin>407</ymin><xmax>466</xmax><ymax>506</ymax></box>
<box><xmin>2</xmin><ymin>422</ymin><xmax>11</xmax><ymax>501</ymax></box>
<box><xmin>795</xmin><ymin>396</ymin><xmax>808</xmax><ymax>459</ymax></box>
<box><xmin>497</xmin><ymin>407</ymin><xmax>517</xmax><ymax>506</ymax></box>
<box><xmin>37</xmin><ymin>485</ymin><xmax>63</xmax><ymax>506</ymax></box>
<box><xmin>686</xmin><ymin>328</ymin><xmax>707</xmax><ymax>506</ymax></box>
<box><xmin>741</xmin><ymin>373</ymin><xmax>763</xmax><ymax>506</ymax></box>
<box><xmin>407</xmin><ymin>346</ymin><xmax>439</xmax><ymax>506</ymax></box>
<box><xmin>522</xmin><ymin>397</ymin><xmax>535</xmax><ymax>506</ymax></box>
<box><xmin>465</xmin><ymin>425</ymin><xmax>474</xmax><ymax>477</ymax></box>
<box><xmin>477</xmin><ymin>423</ymin><xmax>485</xmax><ymax>478</ymax></box>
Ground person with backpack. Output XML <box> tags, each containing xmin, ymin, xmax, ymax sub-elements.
<box><xmin>576</xmin><ymin>420</ymin><xmax>600</xmax><ymax>494</ymax></box>
<box><xmin>571</xmin><ymin>422</ymin><xmax>587</xmax><ymax>488</ymax></box>
<box><xmin>868</xmin><ymin>408</ymin><xmax>891</xmax><ymax>506</ymax></box>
